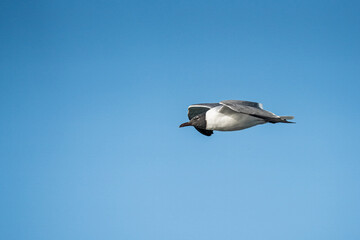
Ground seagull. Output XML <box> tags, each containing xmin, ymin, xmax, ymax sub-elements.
<box><xmin>179</xmin><ymin>100</ymin><xmax>294</xmax><ymax>136</ymax></box>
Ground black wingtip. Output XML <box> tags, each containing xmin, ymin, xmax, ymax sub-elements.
<box><xmin>284</xmin><ymin>120</ymin><xmax>296</xmax><ymax>123</ymax></box>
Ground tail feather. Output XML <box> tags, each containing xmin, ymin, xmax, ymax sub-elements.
<box><xmin>268</xmin><ymin>116</ymin><xmax>295</xmax><ymax>124</ymax></box>
<box><xmin>280</xmin><ymin>116</ymin><xmax>294</xmax><ymax>120</ymax></box>
<box><xmin>280</xmin><ymin>116</ymin><xmax>295</xmax><ymax>123</ymax></box>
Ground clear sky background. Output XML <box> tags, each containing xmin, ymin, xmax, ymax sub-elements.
<box><xmin>1</xmin><ymin>0</ymin><xmax>360</xmax><ymax>239</ymax></box>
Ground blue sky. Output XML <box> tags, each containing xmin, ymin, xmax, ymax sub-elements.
<box><xmin>1</xmin><ymin>0</ymin><xmax>360</xmax><ymax>239</ymax></box>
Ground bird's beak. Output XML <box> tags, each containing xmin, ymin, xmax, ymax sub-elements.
<box><xmin>179</xmin><ymin>122</ymin><xmax>192</xmax><ymax>128</ymax></box>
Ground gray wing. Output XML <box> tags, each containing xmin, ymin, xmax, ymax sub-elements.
<box><xmin>220</xmin><ymin>100</ymin><xmax>282</xmax><ymax>123</ymax></box>
<box><xmin>221</xmin><ymin>100</ymin><xmax>264</xmax><ymax>109</ymax></box>
<box><xmin>187</xmin><ymin>103</ymin><xmax>220</xmax><ymax>120</ymax></box>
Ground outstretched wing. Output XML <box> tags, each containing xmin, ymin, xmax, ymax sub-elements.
<box><xmin>220</xmin><ymin>100</ymin><xmax>264</xmax><ymax>109</ymax></box>
<box><xmin>188</xmin><ymin>103</ymin><xmax>219</xmax><ymax>136</ymax></box>
<box><xmin>220</xmin><ymin>100</ymin><xmax>289</xmax><ymax>123</ymax></box>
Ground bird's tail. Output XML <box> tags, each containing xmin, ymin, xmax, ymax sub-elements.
<box><xmin>279</xmin><ymin>116</ymin><xmax>295</xmax><ymax>123</ymax></box>
<box><xmin>280</xmin><ymin>116</ymin><xmax>294</xmax><ymax>120</ymax></box>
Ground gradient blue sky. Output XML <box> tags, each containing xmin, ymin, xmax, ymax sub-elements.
<box><xmin>1</xmin><ymin>1</ymin><xmax>360</xmax><ymax>239</ymax></box>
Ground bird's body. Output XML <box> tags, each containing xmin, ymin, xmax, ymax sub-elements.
<box><xmin>179</xmin><ymin>100</ymin><xmax>294</xmax><ymax>136</ymax></box>
<box><xmin>205</xmin><ymin>105</ymin><xmax>266</xmax><ymax>131</ymax></box>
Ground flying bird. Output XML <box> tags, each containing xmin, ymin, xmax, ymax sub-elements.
<box><xmin>179</xmin><ymin>100</ymin><xmax>294</xmax><ymax>136</ymax></box>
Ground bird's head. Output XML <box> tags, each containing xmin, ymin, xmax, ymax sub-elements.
<box><xmin>179</xmin><ymin>113</ymin><xmax>206</xmax><ymax>129</ymax></box>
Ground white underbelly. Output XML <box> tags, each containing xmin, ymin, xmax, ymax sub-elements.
<box><xmin>206</xmin><ymin>107</ymin><xmax>266</xmax><ymax>131</ymax></box>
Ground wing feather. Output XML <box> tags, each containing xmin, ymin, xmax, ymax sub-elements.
<box><xmin>187</xmin><ymin>103</ymin><xmax>220</xmax><ymax>120</ymax></box>
<box><xmin>220</xmin><ymin>100</ymin><xmax>281</xmax><ymax>122</ymax></box>
<box><xmin>220</xmin><ymin>100</ymin><xmax>263</xmax><ymax>109</ymax></box>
